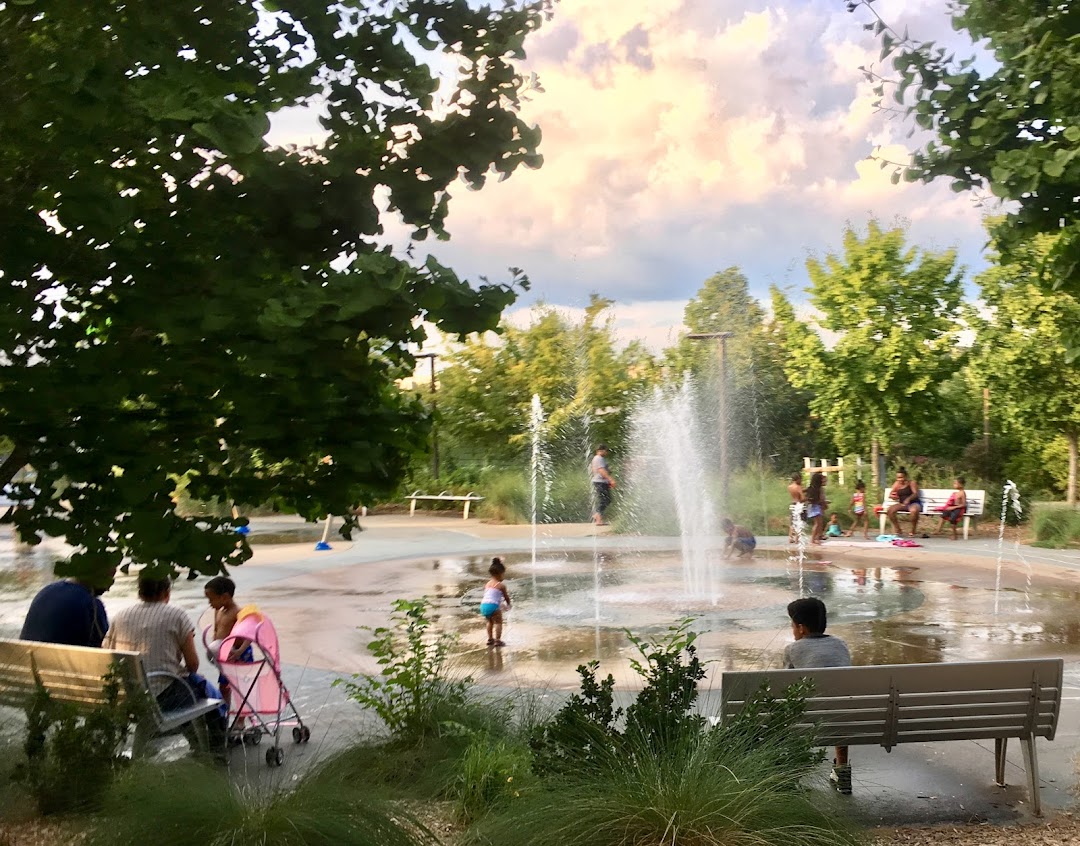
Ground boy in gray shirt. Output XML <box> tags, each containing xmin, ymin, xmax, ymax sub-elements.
<box><xmin>784</xmin><ymin>597</ymin><xmax>852</xmax><ymax>794</ymax></box>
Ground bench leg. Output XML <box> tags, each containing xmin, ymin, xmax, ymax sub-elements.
<box><xmin>962</xmin><ymin>516</ymin><xmax>970</xmax><ymax>540</ymax></box>
<box><xmin>994</xmin><ymin>737</ymin><xmax>1007</xmax><ymax>785</ymax></box>
<box><xmin>1021</xmin><ymin>735</ymin><xmax>1041</xmax><ymax>816</ymax></box>
<box><xmin>410</xmin><ymin>499</ymin><xmax>416</xmax><ymax>517</ymax></box>
<box><xmin>879</xmin><ymin>513</ymin><xmax>887</xmax><ymax>535</ymax></box>
<box><xmin>463</xmin><ymin>500</ymin><xmax>470</xmax><ymax>520</ymax></box>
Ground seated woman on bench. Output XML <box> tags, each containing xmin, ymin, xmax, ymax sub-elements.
<box><xmin>886</xmin><ymin>467</ymin><xmax>922</xmax><ymax>537</ymax></box>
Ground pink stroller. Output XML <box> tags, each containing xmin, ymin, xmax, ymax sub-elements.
<box><xmin>202</xmin><ymin>606</ymin><xmax>309</xmax><ymax>766</ymax></box>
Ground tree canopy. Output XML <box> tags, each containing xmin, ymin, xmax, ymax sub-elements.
<box><xmin>0</xmin><ymin>0</ymin><xmax>550</xmax><ymax>581</ymax></box>
<box><xmin>771</xmin><ymin>220</ymin><xmax>965</xmax><ymax>483</ymax></box>
<box><xmin>860</xmin><ymin>0</ymin><xmax>1080</xmax><ymax>306</ymax></box>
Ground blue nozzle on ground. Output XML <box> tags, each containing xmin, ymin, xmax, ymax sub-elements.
<box><xmin>314</xmin><ymin>541</ymin><xmax>332</xmax><ymax>551</ymax></box>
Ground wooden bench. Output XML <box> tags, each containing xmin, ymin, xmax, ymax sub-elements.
<box><xmin>0</xmin><ymin>638</ymin><xmax>223</xmax><ymax>755</ymax></box>
<box><xmin>406</xmin><ymin>490</ymin><xmax>484</xmax><ymax>520</ymax></box>
<box><xmin>876</xmin><ymin>487</ymin><xmax>985</xmax><ymax>539</ymax></box>
<box><xmin>720</xmin><ymin>658</ymin><xmax>1063</xmax><ymax>815</ymax></box>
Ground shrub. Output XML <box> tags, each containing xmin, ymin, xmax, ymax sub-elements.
<box><xmin>447</xmin><ymin>732</ymin><xmax>532</xmax><ymax>822</ymax></box>
<box><xmin>334</xmin><ymin>598</ymin><xmax>472</xmax><ymax>741</ymax></box>
<box><xmin>15</xmin><ymin>670</ymin><xmax>149</xmax><ymax>815</ymax></box>
<box><xmin>87</xmin><ymin>759</ymin><xmax>433</xmax><ymax>846</ymax></box>
<box><xmin>1031</xmin><ymin>505</ymin><xmax>1080</xmax><ymax>548</ymax></box>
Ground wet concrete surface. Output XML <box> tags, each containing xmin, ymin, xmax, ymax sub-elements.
<box><xmin>3</xmin><ymin>515</ymin><xmax>1080</xmax><ymax>824</ymax></box>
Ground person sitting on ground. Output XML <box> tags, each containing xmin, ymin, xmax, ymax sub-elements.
<box><xmin>105</xmin><ymin>573</ymin><xmax>225</xmax><ymax>757</ymax></box>
<box><xmin>784</xmin><ymin>597</ymin><xmax>853</xmax><ymax>795</ymax></box>
<box><xmin>826</xmin><ymin>513</ymin><xmax>844</xmax><ymax>538</ymax></box>
<box><xmin>480</xmin><ymin>557</ymin><xmax>511</xmax><ymax>647</ymax></box>
<box><xmin>935</xmin><ymin>476</ymin><xmax>968</xmax><ymax>540</ymax></box>
<box><xmin>20</xmin><ymin>570</ymin><xmax>113</xmax><ymax>647</ymax></box>
<box><xmin>886</xmin><ymin>467</ymin><xmax>922</xmax><ymax>537</ymax></box>
<box><xmin>721</xmin><ymin>519</ymin><xmax>756</xmax><ymax>559</ymax></box>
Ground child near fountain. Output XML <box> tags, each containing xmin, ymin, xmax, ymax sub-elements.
<box><xmin>784</xmin><ymin>597</ymin><xmax>852</xmax><ymax>794</ymax></box>
<box><xmin>826</xmin><ymin>513</ymin><xmax>844</xmax><ymax>538</ymax></box>
<box><xmin>721</xmin><ymin>519</ymin><xmax>756</xmax><ymax>559</ymax></box>
<box><xmin>847</xmin><ymin>480</ymin><xmax>869</xmax><ymax>538</ymax></box>
<box><xmin>805</xmin><ymin>472</ymin><xmax>828</xmax><ymax>545</ymax></box>
<box><xmin>480</xmin><ymin>557</ymin><xmax>512</xmax><ymax>647</ymax></box>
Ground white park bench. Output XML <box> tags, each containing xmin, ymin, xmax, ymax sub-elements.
<box><xmin>720</xmin><ymin>658</ymin><xmax>1063</xmax><ymax>815</ymax></box>
<box><xmin>406</xmin><ymin>490</ymin><xmax>484</xmax><ymax>520</ymax></box>
<box><xmin>0</xmin><ymin>638</ymin><xmax>223</xmax><ymax>755</ymax></box>
<box><xmin>876</xmin><ymin>487</ymin><xmax>985</xmax><ymax>539</ymax></box>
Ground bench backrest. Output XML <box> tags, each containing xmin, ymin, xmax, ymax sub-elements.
<box><xmin>879</xmin><ymin>488</ymin><xmax>985</xmax><ymax>517</ymax></box>
<box><xmin>721</xmin><ymin>658</ymin><xmax>1063</xmax><ymax>750</ymax></box>
<box><xmin>0</xmin><ymin>638</ymin><xmax>149</xmax><ymax>713</ymax></box>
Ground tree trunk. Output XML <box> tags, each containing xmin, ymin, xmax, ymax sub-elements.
<box><xmin>1068</xmin><ymin>430</ymin><xmax>1078</xmax><ymax>507</ymax></box>
<box><xmin>870</xmin><ymin>436</ymin><xmax>880</xmax><ymax>497</ymax></box>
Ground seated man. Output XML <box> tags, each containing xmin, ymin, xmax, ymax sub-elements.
<box><xmin>104</xmin><ymin>573</ymin><xmax>224</xmax><ymax>757</ymax></box>
<box><xmin>21</xmin><ymin>573</ymin><xmax>112</xmax><ymax>647</ymax></box>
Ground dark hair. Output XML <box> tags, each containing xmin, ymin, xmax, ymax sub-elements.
<box><xmin>205</xmin><ymin>576</ymin><xmax>236</xmax><ymax>597</ymax></box>
<box><xmin>955</xmin><ymin>476</ymin><xmax>965</xmax><ymax>485</ymax></box>
<box><xmin>787</xmin><ymin>597</ymin><xmax>828</xmax><ymax>634</ymax></box>
<box><xmin>791</xmin><ymin>472</ymin><xmax>802</xmax><ymax>483</ymax></box>
<box><xmin>806</xmin><ymin>472</ymin><xmax>825</xmax><ymax>505</ymax></box>
<box><xmin>138</xmin><ymin>575</ymin><xmax>172</xmax><ymax>601</ymax></box>
<box><xmin>490</xmin><ymin>557</ymin><xmax>506</xmax><ymax>576</ymax></box>
<box><xmin>721</xmin><ymin>518</ymin><xmax>734</xmax><ymax>530</ymax></box>
<box><xmin>596</xmin><ymin>444</ymin><xmax>607</xmax><ymax>452</ymax></box>
<box><xmin>896</xmin><ymin>467</ymin><xmax>908</xmax><ymax>477</ymax></box>
<box><xmin>855</xmin><ymin>479</ymin><xmax>866</xmax><ymax>490</ymax></box>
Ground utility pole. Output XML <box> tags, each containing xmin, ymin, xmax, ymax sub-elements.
<box><xmin>687</xmin><ymin>332</ymin><xmax>734</xmax><ymax>505</ymax></box>
<box><xmin>416</xmin><ymin>353</ymin><xmax>439</xmax><ymax>480</ymax></box>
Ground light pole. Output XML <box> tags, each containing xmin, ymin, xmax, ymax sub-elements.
<box><xmin>416</xmin><ymin>352</ymin><xmax>439</xmax><ymax>480</ymax></box>
<box><xmin>687</xmin><ymin>332</ymin><xmax>733</xmax><ymax>505</ymax></box>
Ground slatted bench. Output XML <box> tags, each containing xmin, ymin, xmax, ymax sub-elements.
<box><xmin>406</xmin><ymin>490</ymin><xmax>484</xmax><ymax>520</ymax></box>
<box><xmin>876</xmin><ymin>487</ymin><xmax>986</xmax><ymax>539</ymax></box>
<box><xmin>0</xmin><ymin>638</ymin><xmax>223</xmax><ymax>755</ymax></box>
<box><xmin>720</xmin><ymin>658</ymin><xmax>1063</xmax><ymax>815</ymax></box>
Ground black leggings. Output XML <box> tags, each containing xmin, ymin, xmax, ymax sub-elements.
<box><xmin>593</xmin><ymin>482</ymin><xmax>612</xmax><ymax>515</ymax></box>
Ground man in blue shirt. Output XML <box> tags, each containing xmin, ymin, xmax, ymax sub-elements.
<box><xmin>20</xmin><ymin>577</ymin><xmax>111</xmax><ymax>647</ymax></box>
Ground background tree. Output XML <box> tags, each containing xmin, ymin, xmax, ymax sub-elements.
<box><xmin>859</xmin><ymin>1</ymin><xmax>1080</xmax><ymax>312</ymax></box>
<box><xmin>0</xmin><ymin>0</ymin><xmax>550</xmax><ymax>581</ymax></box>
<box><xmin>665</xmin><ymin>268</ymin><xmax>812</xmax><ymax>473</ymax></box>
<box><xmin>770</xmin><ymin>221</ymin><xmax>965</xmax><ymax>492</ymax></box>
<box><xmin>436</xmin><ymin>298</ymin><xmax>658</xmax><ymax>471</ymax></box>
<box><xmin>972</xmin><ymin>228</ymin><xmax>1080</xmax><ymax>504</ymax></box>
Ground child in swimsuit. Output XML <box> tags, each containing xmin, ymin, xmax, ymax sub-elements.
<box><xmin>480</xmin><ymin>557</ymin><xmax>511</xmax><ymax>647</ymax></box>
<box><xmin>721</xmin><ymin>519</ymin><xmax>756</xmax><ymax>559</ymax></box>
<box><xmin>826</xmin><ymin>513</ymin><xmax>843</xmax><ymax>538</ymax></box>
<box><xmin>935</xmin><ymin>476</ymin><xmax>968</xmax><ymax>540</ymax></box>
<box><xmin>848</xmin><ymin>480</ymin><xmax>869</xmax><ymax>539</ymax></box>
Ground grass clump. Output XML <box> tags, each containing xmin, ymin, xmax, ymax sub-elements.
<box><xmin>1031</xmin><ymin>505</ymin><xmax>1080</xmax><ymax>548</ymax></box>
<box><xmin>87</xmin><ymin>760</ymin><xmax>432</xmax><ymax>846</ymax></box>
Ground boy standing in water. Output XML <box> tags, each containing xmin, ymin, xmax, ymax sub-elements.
<box><xmin>787</xmin><ymin>472</ymin><xmax>804</xmax><ymax>542</ymax></box>
<box><xmin>480</xmin><ymin>557</ymin><xmax>512</xmax><ymax>647</ymax></box>
<box><xmin>784</xmin><ymin>597</ymin><xmax>853</xmax><ymax>794</ymax></box>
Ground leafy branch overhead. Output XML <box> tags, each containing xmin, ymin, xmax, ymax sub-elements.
<box><xmin>0</xmin><ymin>1</ymin><xmax>552</xmax><ymax>581</ymax></box>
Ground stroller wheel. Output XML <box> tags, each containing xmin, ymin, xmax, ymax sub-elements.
<box><xmin>300</xmin><ymin>726</ymin><xmax>311</xmax><ymax>743</ymax></box>
<box><xmin>292</xmin><ymin>727</ymin><xmax>303</xmax><ymax>743</ymax></box>
<box><xmin>266</xmin><ymin>747</ymin><xmax>284</xmax><ymax>767</ymax></box>
<box><xmin>244</xmin><ymin>728</ymin><xmax>262</xmax><ymax>746</ymax></box>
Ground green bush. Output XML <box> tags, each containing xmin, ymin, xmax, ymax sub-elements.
<box><xmin>87</xmin><ymin>760</ymin><xmax>433</xmax><ymax>846</ymax></box>
<box><xmin>1031</xmin><ymin>505</ymin><xmax>1080</xmax><ymax>548</ymax></box>
<box><xmin>448</xmin><ymin>732</ymin><xmax>532</xmax><ymax>822</ymax></box>
<box><xmin>15</xmin><ymin>671</ymin><xmax>149</xmax><ymax>815</ymax></box>
<box><xmin>335</xmin><ymin>598</ymin><xmax>472</xmax><ymax>742</ymax></box>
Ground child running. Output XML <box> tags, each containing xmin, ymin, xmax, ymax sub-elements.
<box><xmin>480</xmin><ymin>557</ymin><xmax>512</xmax><ymax>648</ymax></box>
<box><xmin>721</xmin><ymin>519</ymin><xmax>756</xmax><ymax>559</ymax></box>
<box><xmin>848</xmin><ymin>480</ymin><xmax>869</xmax><ymax>539</ymax></box>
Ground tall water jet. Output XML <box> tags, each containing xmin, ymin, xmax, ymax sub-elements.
<box><xmin>789</xmin><ymin>502</ymin><xmax>808</xmax><ymax>596</ymax></box>
<box><xmin>627</xmin><ymin>378</ymin><xmax>719</xmax><ymax>602</ymax></box>
<box><xmin>529</xmin><ymin>394</ymin><xmax>552</xmax><ymax>569</ymax></box>
<box><xmin>994</xmin><ymin>480</ymin><xmax>1023</xmax><ymax>613</ymax></box>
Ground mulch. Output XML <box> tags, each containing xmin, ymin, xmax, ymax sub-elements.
<box><xmin>872</xmin><ymin>814</ymin><xmax>1080</xmax><ymax>846</ymax></box>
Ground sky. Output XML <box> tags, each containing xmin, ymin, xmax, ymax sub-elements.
<box><xmin>272</xmin><ymin>0</ymin><xmax>994</xmax><ymax>351</ymax></box>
